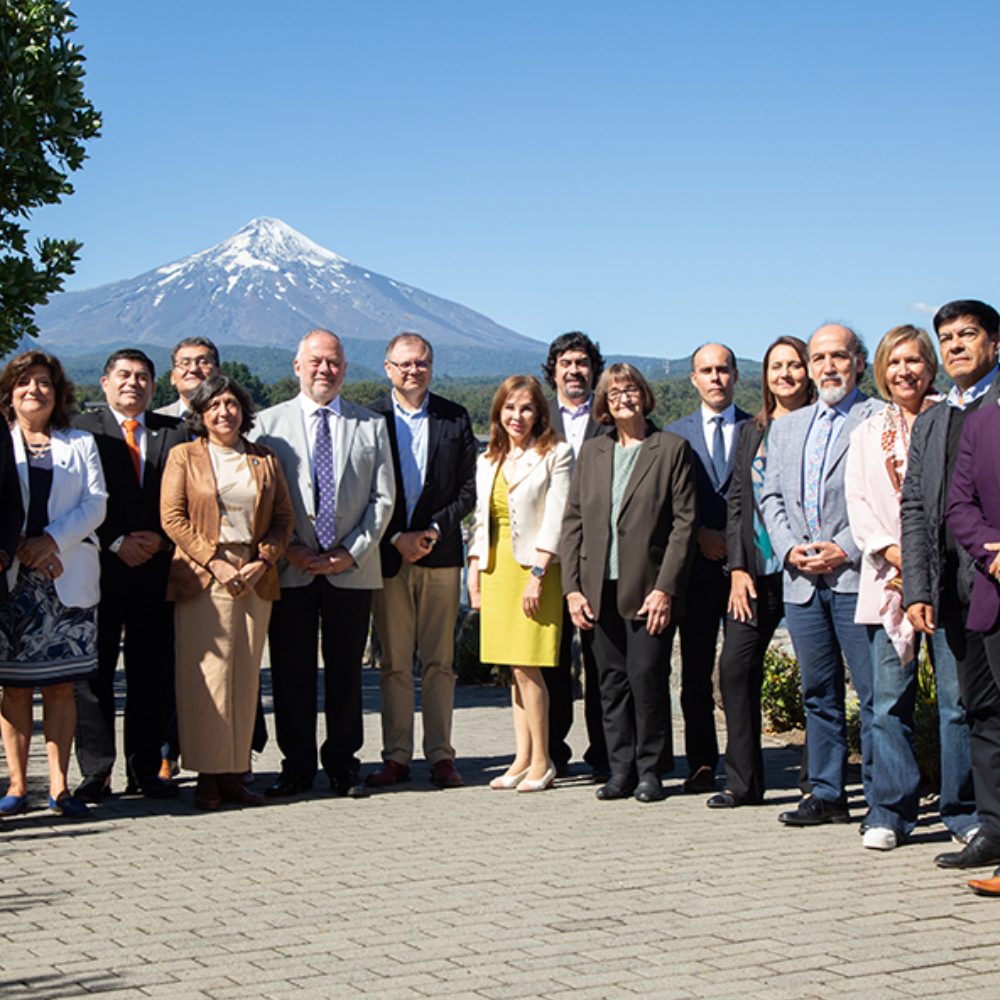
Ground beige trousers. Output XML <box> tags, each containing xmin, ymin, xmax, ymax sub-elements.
<box><xmin>371</xmin><ymin>564</ymin><xmax>461</xmax><ymax>765</ymax></box>
<box><xmin>174</xmin><ymin>546</ymin><xmax>271</xmax><ymax>773</ymax></box>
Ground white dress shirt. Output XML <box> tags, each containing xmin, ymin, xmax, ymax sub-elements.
<box><xmin>700</xmin><ymin>402</ymin><xmax>736</xmax><ymax>461</ymax></box>
<box><xmin>559</xmin><ymin>398</ymin><xmax>592</xmax><ymax>458</ymax></box>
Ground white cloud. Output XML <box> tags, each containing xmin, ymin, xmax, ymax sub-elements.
<box><xmin>909</xmin><ymin>301</ymin><xmax>938</xmax><ymax>316</ymax></box>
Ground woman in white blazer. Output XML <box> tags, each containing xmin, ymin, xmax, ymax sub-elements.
<box><xmin>0</xmin><ymin>351</ymin><xmax>107</xmax><ymax>819</ymax></box>
<box><xmin>467</xmin><ymin>375</ymin><xmax>572</xmax><ymax>793</ymax></box>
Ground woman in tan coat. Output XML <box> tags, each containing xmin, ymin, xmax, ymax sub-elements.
<box><xmin>161</xmin><ymin>376</ymin><xmax>294</xmax><ymax>810</ymax></box>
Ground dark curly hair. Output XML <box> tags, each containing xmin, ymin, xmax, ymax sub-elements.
<box><xmin>0</xmin><ymin>350</ymin><xmax>75</xmax><ymax>429</ymax></box>
<box><xmin>184</xmin><ymin>375</ymin><xmax>255</xmax><ymax>439</ymax></box>
<box><xmin>541</xmin><ymin>331</ymin><xmax>605</xmax><ymax>391</ymax></box>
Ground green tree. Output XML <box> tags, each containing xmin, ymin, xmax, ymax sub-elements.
<box><xmin>0</xmin><ymin>0</ymin><xmax>101</xmax><ymax>353</ymax></box>
<box><xmin>220</xmin><ymin>360</ymin><xmax>270</xmax><ymax>408</ymax></box>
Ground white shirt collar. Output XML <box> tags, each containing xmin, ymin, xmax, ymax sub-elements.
<box><xmin>700</xmin><ymin>402</ymin><xmax>736</xmax><ymax>425</ymax></box>
<box><xmin>298</xmin><ymin>392</ymin><xmax>342</xmax><ymax>419</ymax></box>
<box><xmin>110</xmin><ymin>407</ymin><xmax>147</xmax><ymax>429</ymax></box>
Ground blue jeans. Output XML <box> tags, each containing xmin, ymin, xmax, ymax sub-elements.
<box><xmin>784</xmin><ymin>584</ymin><xmax>873</xmax><ymax>805</ymax></box>
<box><xmin>867</xmin><ymin>626</ymin><xmax>978</xmax><ymax>838</ymax></box>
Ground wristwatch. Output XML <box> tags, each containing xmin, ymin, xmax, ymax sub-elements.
<box><xmin>530</xmin><ymin>565</ymin><xmax>546</xmax><ymax>579</ymax></box>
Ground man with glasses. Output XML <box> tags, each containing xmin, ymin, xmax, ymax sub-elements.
<box><xmin>366</xmin><ymin>333</ymin><xmax>477</xmax><ymax>789</ymax></box>
<box><xmin>253</xmin><ymin>329</ymin><xmax>394</xmax><ymax>798</ymax></box>
<box><xmin>156</xmin><ymin>337</ymin><xmax>221</xmax><ymax>417</ymax></box>
<box><xmin>665</xmin><ymin>343</ymin><xmax>750</xmax><ymax>792</ymax></box>
<box><xmin>762</xmin><ymin>324</ymin><xmax>881</xmax><ymax>825</ymax></box>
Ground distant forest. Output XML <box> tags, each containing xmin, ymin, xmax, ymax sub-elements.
<box><xmin>74</xmin><ymin>362</ymin><xmax>883</xmax><ymax>433</ymax></box>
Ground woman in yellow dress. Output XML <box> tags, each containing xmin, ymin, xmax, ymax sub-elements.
<box><xmin>467</xmin><ymin>375</ymin><xmax>573</xmax><ymax>793</ymax></box>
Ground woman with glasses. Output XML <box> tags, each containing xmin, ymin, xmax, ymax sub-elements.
<box><xmin>561</xmin><ymin>363</ymin><xmax>697</xmax><ymax>802</ymax></box>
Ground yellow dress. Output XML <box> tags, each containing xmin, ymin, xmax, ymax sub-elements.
<box><xmin>480</xmin><ymin>472</ymin><xmax>562</xmax><ymax>667</ymax></box>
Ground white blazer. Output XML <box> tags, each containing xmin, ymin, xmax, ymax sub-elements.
<box><xmin>9</xmin><ymin>427</ymin><xmax>108</xmax><ymax>608</ymax></box>
<box><xmin>468</xmin><ymin>442</ymin><xmax>573</xmax><ymax>568</ymax></box>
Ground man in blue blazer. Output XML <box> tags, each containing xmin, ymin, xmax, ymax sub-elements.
<box><xmin>762</xmin><ymin>324</ymin><xmax>882</xmax><ymax>826</ymax></box>
<box><xmin>665</xmin><ymin>343</ymin><xmax>750</xmax><ymax>791</ymax></box>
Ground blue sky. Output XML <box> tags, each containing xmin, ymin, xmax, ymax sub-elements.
<box><xmin>31</xmin><ymin>0</ymin><xmax>1000</xmax><ymax>360</ymax></box>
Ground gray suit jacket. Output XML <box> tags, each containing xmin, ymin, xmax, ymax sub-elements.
<box><xmin>251</xmin><ymin>395</ymin><xmax>395</xmax><ymax>590</ymax></box>
<box><xmin>761</xmin><ymin>392</ymin><xmax>883</xmax><ymax>604</ymax></box>
<box><xmin>155</xmin><ymin>399</ymin><xmax>187</xmax><ymax>418</ymax></box>
<box><xmin>900</xmin><ymin>379</ymin><xmax>1000</xmax><ymax>614</ymax></box>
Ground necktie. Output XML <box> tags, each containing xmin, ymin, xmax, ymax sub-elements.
<box><xmin>122</xmin><ymin>419</ymin><xmax>141</xmax><ymax>484</ymax></box>
<box><xmin>314</xmin><ymin>408</ymin><xmax>337</xmax><ymax>550</ymax></box>
<box><xmin>803</xmin><ymin>409</ymin><xmax>834</xmax><ymax>541</ymax></box>
<box><xmin>710</xmin><ymin>415</ymin><xmax>727</xmax><ymax>484</ymax></box>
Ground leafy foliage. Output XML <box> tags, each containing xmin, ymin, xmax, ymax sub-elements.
<box><xmin>0</xmin><ymin>0</ymin><xmax>101</xmax><ymax>351</ymax></box>
<box><xmin>760</xmin><ymin>646</ymin><xmax>805</xmax><ymax>733</ymax></box>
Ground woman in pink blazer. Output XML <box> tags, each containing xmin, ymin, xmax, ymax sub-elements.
<box><xmin>846</xmin><ymin>325</ymin><xmax>976</xmax><ymax>851</ymax></box>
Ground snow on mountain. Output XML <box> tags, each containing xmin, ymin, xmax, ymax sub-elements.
<box><xmin>33</xmin><ymin>218</ymin><xmax>543</xmax><ymax>364</ymax></box>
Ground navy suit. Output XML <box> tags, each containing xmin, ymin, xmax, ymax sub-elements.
<box><xmin>664</xmin><ymin>406</ymin><xmax>751</xmax><ymax>777</ymax></box>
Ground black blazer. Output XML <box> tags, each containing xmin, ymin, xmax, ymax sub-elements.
<box><xmin>371</xmin><ymin>392</ymin><xmax>477</xmax><ymax>577</ymax></box>
<box><xmin>73</xmin><ymin>407</ymin><xmax>188</xmax><ymax>596</ymax></box>
<box><xmin>0</xmin><ymin>423</ymin><xmax>25</xmax><ymax>602</ymax></box>
<box><xmin>726</xmin><ymin>419</ymin><xmax>767</xmax><ymax>578</ymax></box>
<box><xmin>901</xmin><ymin>378</ymin><xmax>1000</xmax><ymax>615</ymax></box>
<box><xmin>665</xmin><ymin>406</ymin><xmax>751</xmax><ymax>583</ymax></box>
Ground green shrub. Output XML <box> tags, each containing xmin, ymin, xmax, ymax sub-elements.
<box><xmin>761</xmin><ymin>646</ymin><xmax>805</xmax><ymax>732</ymax></box>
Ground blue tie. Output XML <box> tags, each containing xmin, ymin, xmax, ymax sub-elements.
<box><xmin>710</xmin><ymin>415</ymin><xmax>727</xmax><ymax>485</ymax></box>
<box><xmin>314</xmin><ymin>409</ymin><xmax>337</xmax><ymax>550</ymax></box>
<box><xmin>804</xmin><ymin>409</ymin><xmax>833</xmax><ymax>541</ymax></box>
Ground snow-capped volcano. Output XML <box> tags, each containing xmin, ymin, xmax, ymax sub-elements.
<box><xmin>33</xmin><ymin>218</ymin><xmax>542</xmax><ymax>362</ymax></box>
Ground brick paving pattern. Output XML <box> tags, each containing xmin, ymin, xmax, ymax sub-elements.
<box><xmin>2</xmin><ymin>663</ymin><xmax>999</xmax><ymax>999</ymax></box>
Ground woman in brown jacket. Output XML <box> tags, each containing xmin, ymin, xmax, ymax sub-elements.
<box><xmin>161</xmin><ymin>376</ymin><xmax>294</xmax><ymax>810</ymax></box>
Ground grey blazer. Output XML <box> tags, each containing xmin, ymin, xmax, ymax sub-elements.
<box><xmin>900</xmin><ymin>379</ymin><xmax>1000</xmax><ymax>614</ymax></box>
<box><xmin>761</xmin><ymin>392</ymin><xmax>883</xmax><ymax>604</ymax></box>
<box><xmin>251</xmin><ymin>395</ymin><xmax>395</xmax><ymax>591</ymax></box>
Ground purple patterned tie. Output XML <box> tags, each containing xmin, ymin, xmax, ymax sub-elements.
<box><xmin>803</xmin><ymin>408</ymin><xmax>833</xmax><ymax>541</ymax></box>
<box><xmin>314</xmin><ymin>408</ymin><xmax>337</xmax><ymax>550</ymax></box>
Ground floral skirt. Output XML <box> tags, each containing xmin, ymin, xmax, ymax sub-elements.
<box><xmin>0</xmin><ymin>568</ymin><xmax>97</xmax><ymax>688</ymax></box>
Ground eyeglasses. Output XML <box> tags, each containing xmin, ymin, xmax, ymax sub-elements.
<box><xmin>606</xmin><ymin>386</ymin><xmax>641</xmax><ymax>402</ymax></box>
<box><xmin>174</xmin><ymin>356</ymin><xmax>217</xmax><ymax>371</ymax></box>
<box><xmin>386</xmin><ymin>359</ymin><xmax>431</xmax><ymax>372</ymax></box>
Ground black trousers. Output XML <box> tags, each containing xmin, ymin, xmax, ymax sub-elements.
<box><xmin>717</xmin><ymin>572</ymin><xmax>784</xmax><ymax>802</ymax></box>
<box><xmin>592</xmin><ymin>581</ymin><xmax>672</xmax><ymax>787</ymax></box>
<box><xmin>267</xmin><ymin>579</ymin><xmax>371</xmax><ymax>783</ymax></box>
<box><xmin>665</xmin><ymin>573</ymin><xmax>728</xmax><ymax>775</ymax></box>
<box><xmin>74</xmin><ymin>591</ymin><xmax>174</xmax><ymax>783</ymax></box>
<box><xmin>544</xmin><ymin>606</ymin><xmax>609</xmax><ymax>771</ymax></box>
<box><xmin>951</xmin><ymin>608</ymin><xmax>1000</xmax><ymax>840</ymax></box>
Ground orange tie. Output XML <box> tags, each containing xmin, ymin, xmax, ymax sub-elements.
<box><xmin>123</xmin><ymin>419</ymin><xmax>141</xmax><ymax>483</ymax></box>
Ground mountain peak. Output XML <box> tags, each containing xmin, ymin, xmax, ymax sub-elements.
<box><xmin>201</xmin><ymin>216</ymin><xmax>348</xmax><ymax>271</ymax></box>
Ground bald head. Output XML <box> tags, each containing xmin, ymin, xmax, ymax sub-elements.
<box><xmin>294</xmin><ymin>328</ymin><xmax>346</xmax><ymax>404</ymax></box>
<box><xmin>689</xmin><ymin>342</ymin><xmax>738</xmax><ymax>412</ymax></box>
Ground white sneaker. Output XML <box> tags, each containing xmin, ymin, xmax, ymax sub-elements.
<box><xmin>862</xmin><ymin>827</ymin><xmax>898</xmax><ymax>851</ymax></box>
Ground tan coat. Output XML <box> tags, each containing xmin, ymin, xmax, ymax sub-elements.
<box><xmin>161</xmin><ymin>438</ymin><xmax>295</xmax><ymax>602</ymax></box>
<box><xmin>560</xmin><ymin>429</ymin><xmax>697</xmax><ymax>620</ymax></box>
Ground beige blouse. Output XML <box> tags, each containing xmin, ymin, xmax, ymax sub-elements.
<box><xmin>208</xmin><ymin>441</ymin><xmax>256</xmax><ymax>544</ymax></box>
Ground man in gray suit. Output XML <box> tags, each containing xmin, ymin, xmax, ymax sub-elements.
<box><xmin>762</xmin><ymin>323</ymin><xmax>882</xmax><ymax>826</ymax></box>
<box><xmin>253</xmin><ymin>329</ymin><xmax>395</xmax><ymax>798</ymax></box>
<box><xmin>155</xmin><ymin>337</ymin><xmax>221</xmax><ymax>418</ymax></box>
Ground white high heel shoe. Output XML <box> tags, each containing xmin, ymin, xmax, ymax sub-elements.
<box><xmin>490</xmin><ymin>767</ymin><xmax>529</xmax><ymax>790</ymax></box>
<box><xmin>516</xmin><ymin>764</ymin><xmax>556</xmax><ymax>793</ymax></box>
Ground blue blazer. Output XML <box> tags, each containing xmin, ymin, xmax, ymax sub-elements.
<box><xmin>665</xmin><ymin>407</ymin><xmax>751</xmax><ymax>583</ymax></box>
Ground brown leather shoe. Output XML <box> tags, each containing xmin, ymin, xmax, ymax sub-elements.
<box><xmin>194</xmin><ymin>774</ymin><xmax>221</xmax><ymax>811</ymax></box>
<box><xmin>217</xmin><ymin>774</ymin><xmax>265</xmax><ymax>806</ymax></box>
<box><xmin>682</xmin><ymin>765</ymin><xmax>717</xmax><ymax>794</ymax></box>
<box><xmin>431</xmin><ymin>759</ymin><xmax>464</xmax><ymax>788</ymax></box>
<box><xmin>968</xmin><ymin>875</ymin><xmax>1000</xmax><ymax>896</ymax></box>
<box><xmin>365</xmin><ymin>760</ymin><xmax>411</xmax><ymax>787</ymax></box>
<box><xmin>159</xmin><ymin>758</ymin><xmax>179</xmax><ymax>782</ymax></box>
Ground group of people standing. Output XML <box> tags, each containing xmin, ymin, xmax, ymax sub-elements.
<box><xmin>3</xmin><ymin>302</ymin><xmax>1000</xmax><ymax>898</ymax></box>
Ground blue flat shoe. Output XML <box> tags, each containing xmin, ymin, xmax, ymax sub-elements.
<box><xmin>0</xmin><ymin>794</ymin><xmax>28</xmax><ymax>816</ymax></box>
<box><xmin>48</xmin><ymin>793</ymin><xmax>89</xmax><ymax>818</ymax></box>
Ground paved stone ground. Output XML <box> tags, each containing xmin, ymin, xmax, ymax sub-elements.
<box><xmin>2</xmin><ymin>663</ymin><xmax>1000</xmax><ymax>1000</ymax></box>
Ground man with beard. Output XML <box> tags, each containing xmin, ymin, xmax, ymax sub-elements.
<box><xmin>543</xmin><ymin>331</ymin><xmax>610</xmax><ymax>778</ymax></box>
<box><xmin>762</xmin><ymin>324</ymin><xmax>882</xmax><ymax>825</ymax></box>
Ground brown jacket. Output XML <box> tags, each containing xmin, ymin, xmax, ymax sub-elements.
<box><xmin>560</xmin><ymin>428</ymin><xmax>697</xmax><ymax>620</ymax></box>
<box><xmin>161</xmin><ymin>437</ymin><xmax>295</xmax><ymax>602</ymax></box>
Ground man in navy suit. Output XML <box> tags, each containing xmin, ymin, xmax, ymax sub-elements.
<box><xmin>665</xmin><ymin>343</ymin><xmax>750</xmax><ymax>792</ymax></box>
<box><xmin>366</xmin><ymin>333</ymin><xmax>478</xmax><ymax>789</ymax></box>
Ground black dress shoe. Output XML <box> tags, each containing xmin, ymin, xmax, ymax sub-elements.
<box><xmin>707</xmin><ymin>790</ymin><xmax>763</xmax><ymax>809</ymax></box>
<box><xmin>135</xmin><ymin>776</ymin><xmax>181</xmax><ymax>799</ymax></box>
<box><xmin>595</xmin><ymin>782</ymin><xmax>633</xmax><ymax>800</ymax></box>
<box><xmin>74</xmin><ymin>774</ymin><xmax>111</xmax><ymax>804</ymax></box>
<box><xmin>934</xmin><ymin>832</ymin><xmax>1000</xmax><ymax>869</ymax></box>
<box><xmin>682</xmin><ymin>765</ymin><xmax>718</xmax><ymax>794</ymax></box>
<box><xmin>779</xmin><ymin>795</ymin><xmax>849</xmax><ymax>826</ymax></box>
<box><xmin>264</xmin><ymin>774</ymin><xmax>314</xmax><ymax>798</ymax></box>
<box><xmin>634</xmin><ymin>778</ymin><xmax>665</xmax><ymax>803</ymax></box>
<box><xmin>329</xmin><ymin>772</ymin><xmax>369</xmax><ymax>798</ymax></box>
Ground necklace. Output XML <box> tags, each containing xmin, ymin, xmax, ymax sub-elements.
<box><xmin>24</xmin><ymin>435</ymin><xmax>51</xmax><ymax>458</ymax></box>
